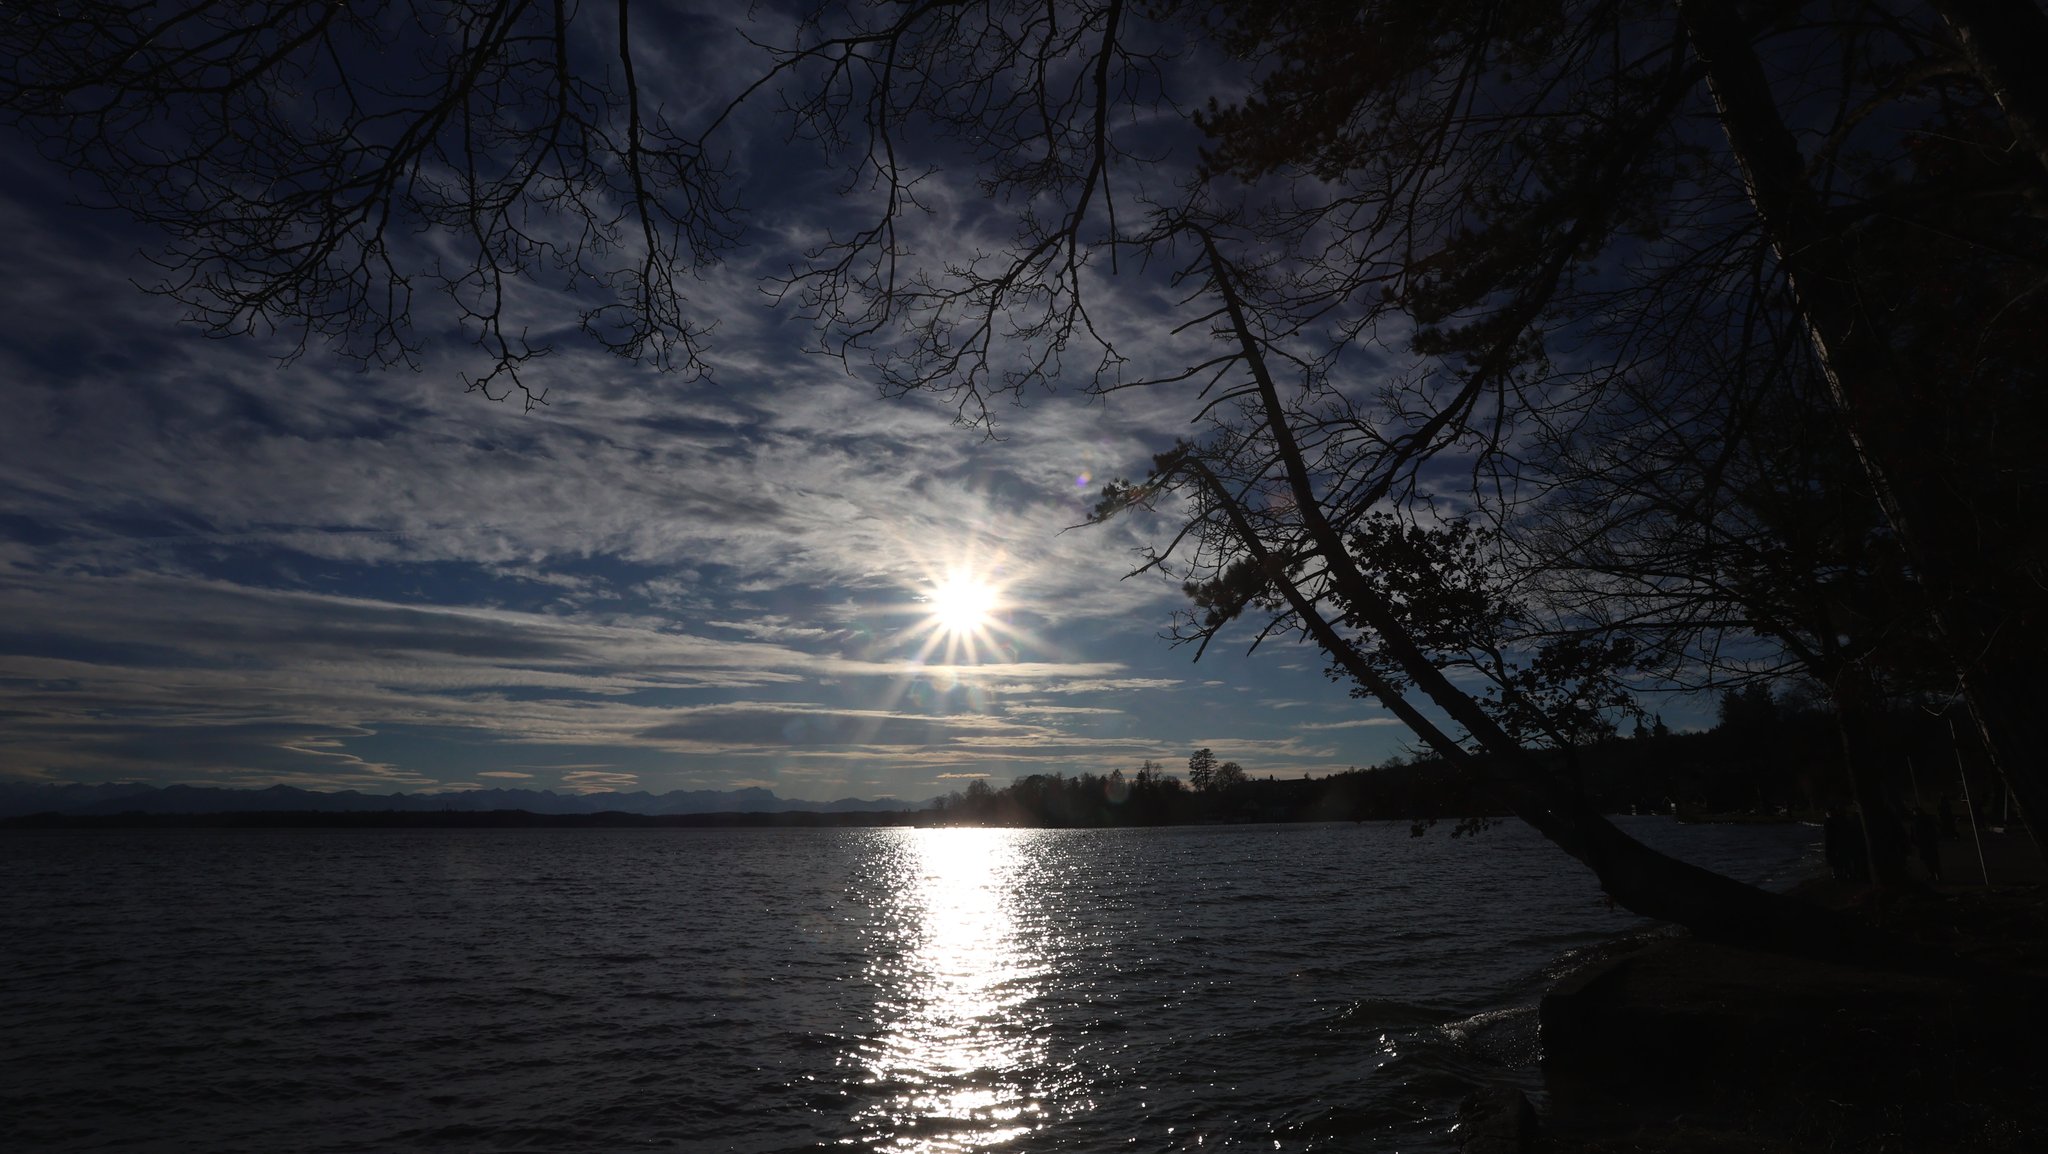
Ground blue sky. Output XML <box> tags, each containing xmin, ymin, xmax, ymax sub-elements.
<box><xmin>0</xmin><ymin>5</ymin><xmax>1728</xmax><ymax>802</ymax></box>
<box><xmin>0</xmin><ymin>154</ymin><xmax>1436</xmax><ymax>801</ymax></box>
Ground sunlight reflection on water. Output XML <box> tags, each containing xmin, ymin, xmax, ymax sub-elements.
<box><xmin>850</xmin><ymin>828</ymin><xmax>1054</xmax><ymax>1151</ymax></box>
<box><xmin>0</xmin><ymin>821</ymin><xmax>1823</xmax><ymax>1153</ymax></box>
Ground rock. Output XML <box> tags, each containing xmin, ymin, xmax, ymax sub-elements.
<box><xmin>1458</xmin><ymin>1085</ymin><xmax>1535</xmax><ymax>1154</ymax></box>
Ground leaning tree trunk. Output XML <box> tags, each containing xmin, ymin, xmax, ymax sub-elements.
<box><xmin>1191</xmin><ymin>234</ymin><xmax>1913</xmax><ymax>964</ymax></box>
<box><xmin>1931</xmin><ymin>0</ymin><xmax>2048</xmax><ymax>186</ymax></box>
<box><xmin>1679</xmin><ymin>0</ymin><xmax>2047</xmax><ymax>853</ymax></box>
<box><xmin>1828</xmin><ymin>665</ymin><xmax>1913</xmax><ymax>886</ymax></box>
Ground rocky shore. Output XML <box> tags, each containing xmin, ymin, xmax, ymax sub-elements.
<box><xmin>1471</xmin><ymin>831</ymin><xmax>2048</xmax><ymax>1152</ymax></box>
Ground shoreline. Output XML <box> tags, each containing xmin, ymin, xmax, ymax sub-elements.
<box><xmin>1468</xmin><ymin>833</ymin><xmax>2048</xmax><ymax>1152</ymax></box>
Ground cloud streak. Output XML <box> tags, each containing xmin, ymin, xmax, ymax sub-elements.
<box><xmin>0</xmin><ymin>50</ymin><xmax>1424</xmax><ymax>799</ymax></box>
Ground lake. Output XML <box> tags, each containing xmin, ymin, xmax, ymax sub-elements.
<box><xmin>0</xmin><ymin>818</ymin><xmax>1817</xmax><ymax>1152</ymax></box>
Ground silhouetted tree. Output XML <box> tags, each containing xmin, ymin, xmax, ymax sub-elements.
<box><xmin>1718</xmin><ymin>686</ymin><xmax>1778</xmax><ymax>737</ymax></box>
<box><xmin>1174</xmin><ymin>0</ymin><xmax>2045</xmax><ymax>860</ymax></box>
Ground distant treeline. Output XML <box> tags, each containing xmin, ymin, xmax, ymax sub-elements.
<box><xmin>6</xmin><ymin>687</ymin><xmax>1995</xmax><ymax>833</ymax></box>
<box><xmin>926</xmin><ymin>759</ymin><xmax>1499</xmax><ymax>829</ymax></box>
<box><xmin>931</xmin><ymin>686</ymin><xmax>1999</xmax><ymax>829</ymax></box>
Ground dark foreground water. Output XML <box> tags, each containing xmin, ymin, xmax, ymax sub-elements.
<box><xmin>1</xmin><ymin>819</ymin><xmax>1817</xmax><ymax>1152</ymax></box>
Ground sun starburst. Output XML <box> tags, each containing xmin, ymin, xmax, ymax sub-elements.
<box><xmin>928</xmin><ymin>571</ymin><xmax>999</xmax><ymax>637</ymax></box>
<box><xmin>898</xmin><ymin>557</ymin><xmax>1022</xmax><ymax>669</ymax></box>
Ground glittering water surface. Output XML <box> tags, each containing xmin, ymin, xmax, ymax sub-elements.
<box><xmin>1</xmin><ymin>819</ymin><xmax>1815</xmax><ymax>1152</ymax></box>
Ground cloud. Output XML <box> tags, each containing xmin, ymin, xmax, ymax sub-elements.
<box><xmin>707</xmin><ymin>618</ymin><xmax>840</xmax><ymax>642</ymax></box>
<box><xmin>995</xmin><ymin>678</ymin><xmax>1186</xmax><ymax>696</ymax></box>
<box><xmin>636</xmin><ymin>702</ymin><xmax>1040</xmax><ymax>748</ymax></box>
<box><xmin>0</xmin><ymin>67</ymin><xmax>1425</xmax><ymax>800</ymax></box>
<box><xmin>0</xmin><ymin>562</ymin><xmax>1167</xmax><ymax>789</ymax></box>
<box><xmin>562</xmin><ymin>770</ymin><xmax>642</xmax><ymax>793</ymax></box>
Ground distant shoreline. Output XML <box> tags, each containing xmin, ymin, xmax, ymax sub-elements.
<box><xmin>1</xmin><ymin>808</ymin><xmax>1480</xmax><ymax>831</ymax></box>
<box><xmin>5</xmin><ymin>808</ymin><xmax>1818</xmax><ymax>832</ymax></box>
<box><xmin>0</xmin><ymin>808</ymin><xmax>933</xmax><ymax>830</ymax></box>
<box><xmin>0</xmin><ymin>808</ymin><xmax>1389</xmax><ymax>830</ymax></box>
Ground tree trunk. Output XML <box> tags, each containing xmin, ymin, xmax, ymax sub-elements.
<box><xmin>1678</xmin><ymin>0</ymin><xmax>2048</xmax><ymax>856</ymax></box>
<box><xmin>1957</xmin><ymin>667</ymin><xmax>2043</xmax><ymax>836</ymax></box>
<box><xmin>1192</xmin><ymin>234</ymin><xmax>1915</xmax><ymax>964</ymax></box>
<box><xmin>1829</xmin><ymin>667</ymin><xmax>1912</xmax><ymax>886</ymax></box>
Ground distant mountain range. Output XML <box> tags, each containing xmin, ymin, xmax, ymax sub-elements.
<box><xmin>0</xmin><ymin>780</ymin><xmax>927</xmax><ymax>820</ymax></box>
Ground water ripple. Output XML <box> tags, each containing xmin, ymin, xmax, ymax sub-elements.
<box><xmin>0</xmin><ymin>819</ymin><xmax>1816</xmax><ymax>1152</ymax></box>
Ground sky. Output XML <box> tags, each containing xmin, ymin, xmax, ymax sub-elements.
<box><xmin>0</xmin><ymin>6</ymin><xmax>1437</xmax><ymax>803</ymax></box>
<box><xmin>0</xmin><ymin>4</ymin><xmax>1730</xmax><ymax>803</ymax></box>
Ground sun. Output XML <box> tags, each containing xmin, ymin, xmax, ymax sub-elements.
<box><xmin>928</xmin><ymin>571</ymin><xmax>1000</xmax><ymax>637</ymax></box>
<box><xmin>889</xmin><ymin>551</ymin><xmax>1031</xmax><ymax>670</ymax></box>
